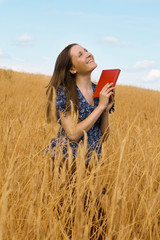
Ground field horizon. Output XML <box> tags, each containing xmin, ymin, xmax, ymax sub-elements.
<box><xmin>0</xmin><ymin>68</ymin><xmax>160</xmax><ymax>239</ymax></box>
<box><xmin>1</xmin><ymin>67</ymin><xmax>160</xmax><ymax>93</ymax></box>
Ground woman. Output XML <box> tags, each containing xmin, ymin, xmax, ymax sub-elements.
<box><xmin>46</xmin><ymin>43</ymin><xmax>115</xmax><ymax>165</ymax></box>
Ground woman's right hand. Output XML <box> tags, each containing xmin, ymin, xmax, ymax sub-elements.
<box><xmin>98</xmin><ymin>83</ymin><xmax>115</xmax><ymax>111</ymax></box>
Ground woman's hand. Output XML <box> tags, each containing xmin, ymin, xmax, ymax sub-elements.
<box><xmin>98</xmin><ymin>83</ymin><xmax>115</xmax><ymax>111</ymax></box>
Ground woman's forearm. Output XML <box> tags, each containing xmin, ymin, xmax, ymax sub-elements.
<box><xmin>60</xmin><ymin>105</ymin><xmax>105</xmax><ymax>142</ymax></box>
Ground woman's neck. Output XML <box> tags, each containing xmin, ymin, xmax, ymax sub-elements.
<box><xmin>76</xmin><ymin>73</ymin><xmax>92</xmax><ymax>90</ymax></box>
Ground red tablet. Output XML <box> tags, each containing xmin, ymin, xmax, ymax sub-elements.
<box><xmin>93</xmin><ymin>69</ymin><xmax>121</xmax><ymax>98</ymax></box>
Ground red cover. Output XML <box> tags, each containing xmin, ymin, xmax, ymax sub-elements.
<box><xmin>93</xmin><ymin>69</ymin><xmax>121</xmax><ymax>97</ymax></box>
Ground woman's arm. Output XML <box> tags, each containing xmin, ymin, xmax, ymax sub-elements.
<box><xmin>59</xmin><ymin>104</ymin><xmax>105</xmax><ymax>142</ymax></box>
<box><xmin>59</xmin><ymin>83</ymin><xmax>115</xmax><ymax>142</ymax></box>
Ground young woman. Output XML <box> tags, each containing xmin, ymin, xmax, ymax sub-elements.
<box><xmin>46</xmin><ymin>43</ymin><xmax>115</xmax><ymax>165</ymax></box>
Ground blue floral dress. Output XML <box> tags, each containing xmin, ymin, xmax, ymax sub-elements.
<box><xmin>50</xmin><ymin>82</ymin><xmax>114</xmax><ymax>163</ymax></box>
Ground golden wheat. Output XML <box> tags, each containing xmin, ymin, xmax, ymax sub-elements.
<box><xmin>0</xmin><ymin>69</ymin><xmax>160</xmax><ymax>240</ymax></box>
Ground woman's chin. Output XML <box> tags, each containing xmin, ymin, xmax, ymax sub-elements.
<box><xmin>91</xmin><ymin>63</ymin><xmax>97</xmax><ymax>71</ymax></box>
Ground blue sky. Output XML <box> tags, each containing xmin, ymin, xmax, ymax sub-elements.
<box><xmin>0</xmin><ymin>0</ymin><xmax>160</xmax><ymax>90</ymax></box>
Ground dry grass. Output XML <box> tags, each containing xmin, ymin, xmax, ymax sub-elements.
<box><xmin>0</xmin><ymin>68</ymin><xmax>160</xmax><ymax>240</ymax></box>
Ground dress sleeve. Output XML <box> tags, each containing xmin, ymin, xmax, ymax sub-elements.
<box><xmin>56</xmin><ymin>86</ymin><xmax>68</xmax><ymax>121</ymax></box>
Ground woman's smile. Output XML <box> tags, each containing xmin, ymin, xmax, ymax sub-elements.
<box><xmin>87</xmin><ymin>58</ymin><xmax>94</xmax><ymax>64</ymax></box>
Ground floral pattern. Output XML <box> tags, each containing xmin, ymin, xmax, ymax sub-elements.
<box><xmin>50</xmin><ymin>82</ymin><xmax>114</xmax><ymax>162</ymax></box>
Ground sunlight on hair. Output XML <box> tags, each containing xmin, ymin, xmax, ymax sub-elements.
<box><xmin>46</xmin><ymin>86</ymin><xmax>57</xmax><ymax>124</ymax></box>
<box><xmin>70</xmin><ymin>99</ymin><xmax>79</xmax><ymax>132</ymax></box>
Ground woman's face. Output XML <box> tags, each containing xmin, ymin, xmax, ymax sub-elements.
<box><xmin>69</xmin><ymin>45</ymin><xmax>97</xmax><ymax>75</ymax></box>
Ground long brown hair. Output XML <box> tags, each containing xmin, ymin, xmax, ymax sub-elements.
<box><xmin>46</xmin><ymin>43</ymin><xmax>78</xmax><ymax>122</ymax></box>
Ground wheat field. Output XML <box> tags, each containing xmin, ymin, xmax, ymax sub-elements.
<box><xmin>0</xmin><ymin>69</ymin><xmax>160</xmax><ymax>240</ymax></box>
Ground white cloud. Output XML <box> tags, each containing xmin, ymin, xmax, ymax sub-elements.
<box><xmin>0</xmin><ymin>64</ymin><xmax>26</xmax><ymax>72</ymax></box>
<box><xmin>10</xmin><ymin>65</ymin><xmax>23</xmax><ymax>72</ymax></box>
<box><xmin>134</xmin><ymin>60</ymin><xmax>155</xmax><ymax>70</ymax></box>
<box><xmin>14</xmin><ymin>34</ymin><xmax>34</xmax><ymax>46</ymax></box>
<box><xmin>0</xmin><ymin>63</ymin><xmax>49</xmax><ymax>75</ymax></box>
<box><xmin>141</xmin><ymin>69</ymin><xmax>160</xmax><ymax>82</ymax></box>
<box><xmin>101</xmin><ymin>36</ymin><xmax>129</xmax><ymax>47</ymax></box>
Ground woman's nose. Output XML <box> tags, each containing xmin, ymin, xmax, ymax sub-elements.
<box><xmin>86</xmin><ymin>51</ymin><xmax>92</xmax><ymax>58</ymax></box>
